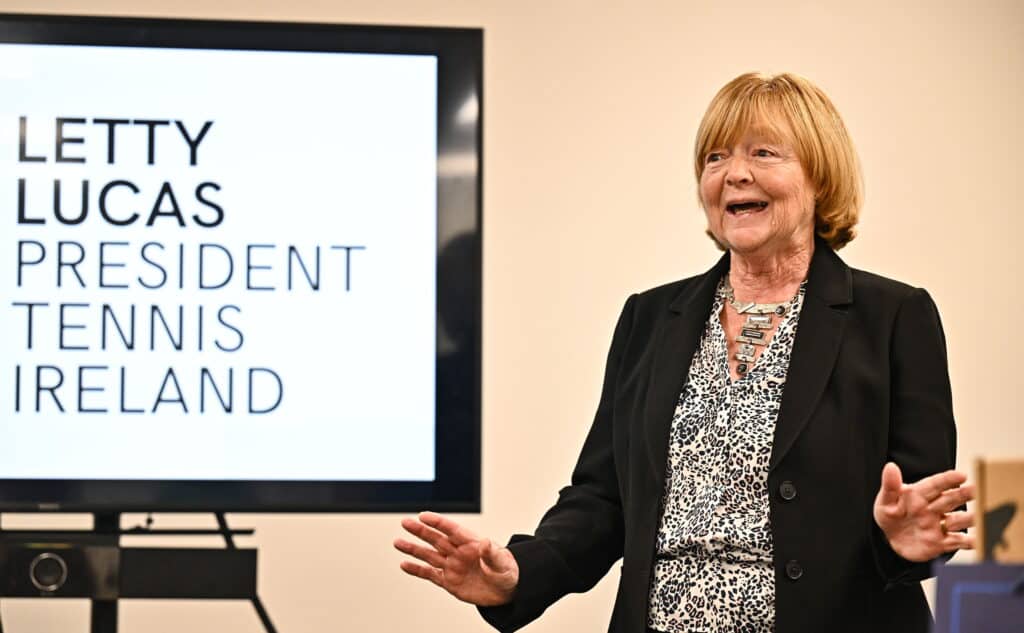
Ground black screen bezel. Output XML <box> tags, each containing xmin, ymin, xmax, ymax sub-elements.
<box><xmin>0</xmin><ymin>13</ymin><xmax>482</xmax><ymax>513</ymax></box>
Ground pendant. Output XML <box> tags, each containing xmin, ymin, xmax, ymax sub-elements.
<box><xmin>723</xmin><ymin>275</ymin><xmax>803</xmax><ymax>378</ymax></box>
<box><xmin>744</xmin><ymin>315</ymin><xmax>772</xmax><ymax>329</ymax></box>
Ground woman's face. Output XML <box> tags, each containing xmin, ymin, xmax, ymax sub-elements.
<box><xmin>700</xmin><ymin>127</ymin><xmax>817</xmax><ymax>256</ymax></box>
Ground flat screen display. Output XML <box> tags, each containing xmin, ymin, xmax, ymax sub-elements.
<box><xmin>0</xmin><ymin>14</ymin><xmax>482</xmax><ymax>512</ymax></box>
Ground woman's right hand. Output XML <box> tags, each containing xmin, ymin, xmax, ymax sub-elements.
<box><xmin>394</xmin><ymin>511</ymin><xmax>520</xmax><ymax>606</ymax></box>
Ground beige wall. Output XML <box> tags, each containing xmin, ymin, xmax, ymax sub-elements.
<box><xmin>2</xmin><ymin>0</ymin><xmax>1022</xmax><ymax>631</ymax></box>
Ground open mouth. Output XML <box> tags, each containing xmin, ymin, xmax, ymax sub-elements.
<box><xmin>727</xmin><ymin>201</ymin><xmax>769</xmax><ymax>215</ymax></box>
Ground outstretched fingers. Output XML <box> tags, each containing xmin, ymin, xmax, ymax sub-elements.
<box><xmin>915</xmin><ymin>469</ymin><xmax>969</xmax><ymax>503</ymax></box>
<box><xmin>877</xmin><ymin>462</ymin><xmax>904</xmax><ymax>506</ymax></box>
<box><xmin>478</xmin><ymin>539</ymin><xmax>507</xmax><ymax>574</ymax></box>
<box><xmin>928</xmin><ymin>484</ymin><xmax>976</xmax><ymax>514</ymax></box>
<box><xmin>479</xmin><ymin>539</ymin><xmax>498</xmax><ymax>567</ymax></box>
<box><xmin>401</xmin><ymin>517</ymin><xmax>456</xmax><ymax>556</ymax></box>
<box><xmin>941</xmin><ymin>510</ymin><xmax>975</xmax><ymax>533</ymax></box>
<box><xmin>394</xmin><ymin>537</ymin><xmax>447</xmax><ymax>568</ymax></box>
<box><xmin>399</xmin><ymin>560</ymin><xmax>444</xmax><ymax>587</ymax></box>
<box><xmin>941</xmin><ymin>529</ymin><xmax>976</xmax><ymax>552</ymax></box>
<box><xmin>419</xmin><ymin>511</ymin><xmax>479</xmax><ymax>547</ymax></box>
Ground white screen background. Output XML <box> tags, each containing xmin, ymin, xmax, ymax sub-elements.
<box><xmin>0</xmin><ymin>44</ymin><xmax>438</xmax><ymax>481</ymax></box>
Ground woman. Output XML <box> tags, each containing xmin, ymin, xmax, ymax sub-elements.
<box><xmin>394</xmin><ymin>72</ymin><xmax>975</xmax><ymax>633</ymax></box>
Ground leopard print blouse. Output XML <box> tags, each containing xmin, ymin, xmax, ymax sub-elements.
<box><xmin>646</xmin><ymin>277</ymin><xmax>807</xmax><ymax>633</ymax></box>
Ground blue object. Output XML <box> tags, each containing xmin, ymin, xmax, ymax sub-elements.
<box><xmin>933</xmin><ymin>562</ymin><xmax>1024</xmax><ymax>633</ymax></box>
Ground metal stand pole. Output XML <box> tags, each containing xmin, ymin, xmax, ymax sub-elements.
<box><xmin>214</xmin><ymin>513</ymin><xmax>277</xmax><ymax>633</ymax></box>
<box><xmin>91</xmin><ymin>512</ymin><xmax>121</xmax><ymax>633</ymax></box>
<box><xmin>90</xmin><ymin>601</ymin><xmax>118</xmax><ymax>633</ymax></box>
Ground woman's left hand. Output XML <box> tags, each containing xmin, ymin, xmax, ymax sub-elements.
<box><xmin>873</xmin><ymin>462</ymin><xmax>976</xmax><ymax>562</ymax></box>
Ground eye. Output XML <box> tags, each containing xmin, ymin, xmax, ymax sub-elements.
<box><xmin>705</xmin><ymin>152</ymin><xmax>725</xmax><ymax>164</ymax></box>
<box><xmin>754</xmin><ymin>148</ymin><xmax>776</xmax><ymax>158</ymax></box>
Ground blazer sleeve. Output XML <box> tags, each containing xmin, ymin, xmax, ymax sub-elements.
<box><xmin>870</xmin><ymin>287</ymin><xmax>958</xmax><ymax>587</ymax></box>
<box><xmin>478</xmin><ymin>294</ymin><xmax>637</xmax><ymax>632</ymax></box>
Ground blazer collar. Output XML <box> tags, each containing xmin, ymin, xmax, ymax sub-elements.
<box><xmin>770</xmin><ymin>237</ymin><xmax>851</xmax><ymax>470</ymax></box>
<box><xmin>803</xmin><ymin>236</ymin><xmax>853</xmax><ymax>307</ymax></box>
<box><xmin>645</xmin><ymin>251</ymin><xmax>728</xmax><ymax>474</ymax></box>
<box><xmin>646</xmin><ymin>237</ymin><xmax>853</xmax><ymax>480</ymax></box>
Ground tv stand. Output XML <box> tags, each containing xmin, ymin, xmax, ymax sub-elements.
<box><xmin>0</xmin><ymin>512</ymin><xmax>277</xmax><ymax>633</ymax></box>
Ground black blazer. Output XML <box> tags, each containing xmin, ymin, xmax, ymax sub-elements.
<box><xmin>481</xmin><ymin>240</ymin><xmax>956</xmax><ymax>633</ymax></box>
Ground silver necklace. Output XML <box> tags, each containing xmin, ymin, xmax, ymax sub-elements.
<box><xmin>722</xmin><ymin>277</ymin><xmax>795</xmax><ymax>375</ymax></box>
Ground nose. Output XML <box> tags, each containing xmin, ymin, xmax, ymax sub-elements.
<box><xmin>725</xmin><ymin>155</ymin><xmax>753</xmax><ymax>187</ymax></box>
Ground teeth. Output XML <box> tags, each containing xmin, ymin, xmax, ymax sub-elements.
<box><xmin>728</xmin><ymin>201</ymin><xmax>768</xmax><ymax>213</ymax></box>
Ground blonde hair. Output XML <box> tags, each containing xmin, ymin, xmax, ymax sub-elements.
<box><xmin>694</xmin><ymin>72</ymin><xmax>862</xmax><ymax>250</ymax></box>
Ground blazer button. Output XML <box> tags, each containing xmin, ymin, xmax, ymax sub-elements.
<box><xmin>785</xmin><ymin>560</ymin><xmax>804</xmax><ymax>580</ymax></box>
<box><xmin>779</xmin><ymin>480</ymin><xmax>797</xmax><ymax>501</ymax></box>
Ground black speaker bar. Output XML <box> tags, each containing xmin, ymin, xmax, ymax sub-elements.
<box><xmin>0</xmin><ymin>542</ymin><xmax>256</xmax><ymax>599</ymax></box>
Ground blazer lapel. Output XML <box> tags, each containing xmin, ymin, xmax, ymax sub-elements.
<box><xmin>769</xmin><ymin>241</ymin><xmax>853</xmax><ymax>470</ymax></box>
<box><xmin>645</xmin><ymin>253</ymin><xmax>729</xmax><ymax>478</ymax></box>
